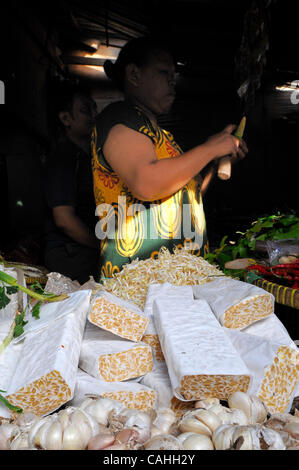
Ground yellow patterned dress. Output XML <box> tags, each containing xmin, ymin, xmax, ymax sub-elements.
<box><xmin>91</xmin><ymin>101</ymin><xmax>208</xmax><ymax>280</ymax></box>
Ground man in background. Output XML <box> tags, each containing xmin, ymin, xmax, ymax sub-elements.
<box><xmin>44</xmin><ymin>80</ymin><xmax>98</xmax><ymax>284</ymax></box>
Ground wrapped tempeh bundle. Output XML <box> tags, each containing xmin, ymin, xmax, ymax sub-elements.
<box><xmin>224</xmin><ymin>328</ymin><xmax>299</xmax><ymax>414</ymax></box>
<box><xmin>3</xmin><ymin>290</ymin><xmax>91</xmax><ymax>417</ymax></box>
<box><xmin>79</xmin><ymin>322</ymin><xmax>153</xmax><ymax>383</ymax></box>
<box><xmin>141</xmin><ymin>283</ymin><xmax>194</xmax><ymax>362</ymax></box>
<box><xmin>69</xmin><ymin>368</ymin><xmax>157</xmax><ymax>411</ymax></box>
<box><xmin>243</xmin><ymin>312</ymin><xmax>299</xmax><ymax>399</ymax></box>
<box><xmin>153</xmin><ymin>297</ymin><xmax>251</xmax><ymax>401</ymax></box>
<box><xmin>193</xmin><ymin>277</ymin><xmax>274</xmax><ymax>329</ymax></box>
<box><xmin>88</xmin><ymin>290</ymin><xmax>149</xmax><ymax>342</ymax></box>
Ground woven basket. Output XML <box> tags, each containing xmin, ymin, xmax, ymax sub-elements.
<box><xmin>251</xmin><ymin>278</ymin><xmax>299</xmax><ymax>310</ymax></box>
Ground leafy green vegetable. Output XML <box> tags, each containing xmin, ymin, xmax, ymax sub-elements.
<box><xmin>31</xmin><ymin>301</ymin><xmax>41</xmax><ymax>319</ymax></box>
<box><xmin>204</xmin><ymin>211</ymin><xmax>299</xmax><ymax>279</ymax></box>
<box><xmin>0</xmin><ymin>287</ymin><xmax>11</xmax><ymax>309</ymax></box>
<box><xmin>5</xmin><ymin>286</ymin><xmax>19</xmax><ymax>295</ymax></box>
<box><xmin>0</xmin><ymin>270</ymin><xmax>69</xmax><ymax>304</ymax></box>
<box><xmin>30</xmin><ymin>281</ymin><xmax>45</xmax><ymax>295</ymax></box>
<box><xmin>13</xmin><ymin>310</ymin><xmax>29</xmax><ymax>338</ymax></box>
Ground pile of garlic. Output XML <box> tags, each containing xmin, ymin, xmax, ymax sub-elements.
<box><xmin>1</xmin><ymin>391</ymin><xmax>298</xmax><ymax>450</ymax></box>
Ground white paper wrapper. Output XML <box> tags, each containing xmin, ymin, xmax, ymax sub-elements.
<box><xmin>2</xmin><ymin>290</ymin><xmax>91</xmax><ymax>417</ymax></box>
<box><xmin>153</xmin><ymin>297</ymin><xmax>251</xmax><ymax>401</ymax></box>
<box><xmin>68</xmin><ymin>368</ymin><xmax>156</xmax><ymax>411</ymax></box>
<box><xmin>140</xmin><ymin>361</ymin><xmax>197</xmax><ymax>417</ymax></box>
<box><xmin>243</xmin><ymin>313</ymin><xmax>296</xmax><ymax>348</ymax></box>
<box><xmin>192</xmin><ymin>277</ymin><xmax>274</xmax><ymax>329</ymax></box>
<box><xmin>225</xmin><ymin>327</ymin><xmax>299</xmax><ymax>414</ymax></box>
<box><xmin>79</xmin><ymin>322</ymin><xmax>153</xmax><ymax>383</ymax></box>
<box><xmin>88</xmin><ymin>290</ymin><xmax>149</xmax><ymax>342</ymax></box>
<box><xmin>140</xmin><ymin>361</ymin><xmax>173</xmax><ymax>409</ymax></box>
<box><xmin>241</xmin><ymin>313</ymin><xmax>299</xmax><ymax>400</ymax></box>
<box><xmin>141</xmin><ymin>283</ymin><xmax>194</xmax><ymax>361</ymax></box>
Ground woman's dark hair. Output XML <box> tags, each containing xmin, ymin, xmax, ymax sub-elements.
<box><xmin>104</xmin><ymin>36</ymin><xmax>176</xmax><ymax>91</ymax></box>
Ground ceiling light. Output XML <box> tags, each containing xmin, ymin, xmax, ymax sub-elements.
<box><xmin>275</xmin><ymin>80</ymin><xmax>299</xmax><ymax>92</ymax></box>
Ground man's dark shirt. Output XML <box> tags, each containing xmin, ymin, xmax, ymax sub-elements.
<box><xmin>44</xmin><ymin>138</ymin><xmax>96</xmax><ymax>251</ymax></box>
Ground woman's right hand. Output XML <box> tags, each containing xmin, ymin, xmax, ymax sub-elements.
<box><xmin>205</xmin><ymin>124</ymin><xmax>240</xmax><ymax>160</ymax></box>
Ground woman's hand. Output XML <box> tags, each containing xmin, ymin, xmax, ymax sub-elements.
<box><xmin>205</xmin><ymin>124</ymin><xmax>248</xmax><ymax>161</ymax></box>
<box><xmin>230</xmin><ymin>137</ymin><xmax>248</xmax><ymax>164</ymax></box>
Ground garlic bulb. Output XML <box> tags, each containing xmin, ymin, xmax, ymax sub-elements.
<box><xmin>10</xmin><ymin>431</ymin><xmax>30</xmax><ymax>450</ymax></box>
<box><xmin>0</xmin><ymin>423</ymin><xmax>20</xmax><ymax>450</ymax></box>
<box><xmin>209</xmin><ymin>404</ymin><xmax>248</xmax><ymax>425</ymax></box>
<box><xmin>79</xmin><ymin>397</ymin><xmax>125</xmax><ymax>426</ymax></box>
<box><xmin>284</xmin><ymin>422</ymin><xmax>299</xmax><ymax>439</ymax></box>
<box><xmin>178</xmin><ymin>432</ymin><xmax>214</xmax><ymax>450</ymax></box>
<box><xmin>121</xmin><ymin>409</ymin><xmax>152</xmax><ymax>443</ymax></box>
<box><xmin>144</xmin><ymin>434</ymin><xmax>183</xmax><ymax>450</ymax></box>
<box><xmin>151</xmin><ymin>408</ymin><xmax>176</xmax><ymax>437</ymax></box>
<box><xmin>178</xmin><ymin>409</ymin><xmax>221</xmax><ymax>437</ymax></box>
<box><xmin>14</xmin><ymin>411</ymin><xmax>39</xmax><ymax>431</ymax></box>
<box><xmin>228</xmin><ymin>391</ymin><xmax>267</xmax><ymax>424</ymax></box>
<box><xmin>28</xmin><ymin>406</ymin><xmax>101</xmax><ymax>450</ymax></box>
<box><xmin>195</xmin><ymin>398</ymin><xmax>220</xmax><ymax>410</ymax></box>
<box><xmin>230</xmin><ymin>425</ymin><xmax>261</xmax><ymax>450</ymax></box>
<box><xmin>179</xmin><ymin>416</ymin><xmax>211</xmax><ymax>436</ymax></box>
<box><xmin>104</xmin><ymin>443</ymin><xmax>128</xmax><ymax>450</ymax></box>
<box><xmin>256</xmin><ymin>426</ymin><xmax>285</xmax><ymax>450</ymax></box>
<box><xmin>177</xmin><ymin>432</ymin><xmax>196</xmax><ymax>444</ymax></box>
<box><xmin>87</xmin><ymin>431</ymin><xmax>115</xmax><ymax>450</ymax></box>
<box><xmin>212</xmin><ymin>424</ymin><xmax>236</xmax><ymax>450</ymax></box>
<box><xmin>115</xmin><ymin>428</ymin><xmax>140</xmax><ymax>448</ymax></box>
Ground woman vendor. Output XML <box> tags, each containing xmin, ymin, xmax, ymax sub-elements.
<box><xmin>91</xmin><ymin>37</ymin><xmax>248</xmax><ymax>280</ymax></box>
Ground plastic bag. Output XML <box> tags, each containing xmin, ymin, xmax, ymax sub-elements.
<box><xmin>266</xmin><ymin>239</ymin><xmax>299</xmax><ymax>265</ymax></box>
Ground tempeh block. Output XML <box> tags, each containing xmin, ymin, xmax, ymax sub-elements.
<box><xmin>153</xmin><ymin>297</ymin><xmax>251</xmax><ymax>401</ymax></box>
<box><xmin>88</xmin><ymin>291</ymin><xmax>149</xmax><ymax>342</ymax></box>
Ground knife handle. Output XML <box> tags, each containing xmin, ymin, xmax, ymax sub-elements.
<box><xmin>217</xmin><ymin>156</ymin><xmax>231</xmax><ymax>180</ymax></box>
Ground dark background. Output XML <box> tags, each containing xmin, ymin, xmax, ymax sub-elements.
<box><xmin>0</xmin><ymin>0</ymin><xmax>298</xmax><ymax>254</ymax></box>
